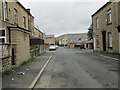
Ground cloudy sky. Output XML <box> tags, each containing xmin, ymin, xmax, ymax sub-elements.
<box><xmin>19</xmin><ymin>0</ymin><xmax>109</xmax><ymax>37</ymax></box>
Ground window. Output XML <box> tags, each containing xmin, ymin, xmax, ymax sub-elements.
<box><xmin>108</xmin><ymin>32</ymin><xmax>113</xmax><ymax>48</ymax></box>
<box><xmin>23</xmin><ymin>16</ymin><xmax>26</xmax><ymax>28</ymax></box>
<box><xmin>3</xmin><ymin>1</ymin><xmax>8</xmax><ymax>21</ymax></box>
<box><xmin>96</xmin><ymin>18</ymin><xmax>99</xmax><ymax>29</ymax></box>
<box><xmin>107</xmin><ymin>9</ymin><xmax>112</xmax><ymax>24</ymax></box>
<box><xmin>14</xmin><ymin>9</ymin><xmax>18</xmax><ymax>24</ymax></box>
<box><xmin>0</xmin><ymin>29</ymin><xmax>6</xmax><ymax>43</ymax></box>
<box><xmin>0</xmin><ymin>9</ymin><xmax>1</xmax><ymax>20</ymax></box>
<box><xmin>96</xmin><ymin>35</ymin><xmax>99</xmax><ymax>47</ymax></box>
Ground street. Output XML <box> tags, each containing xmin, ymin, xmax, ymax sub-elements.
<box><xmin>34</xmin><ymin>47</ymin><xmax>118</xmax><ymax>88</ymax></box>
<box><xmin>2</xmin><ymin>47</ymin><xmax>119</xmax><ymax>88</ymax></box>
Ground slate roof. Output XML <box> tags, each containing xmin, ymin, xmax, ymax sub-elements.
<box><xmin>56</xmin><ymin>33</ymin><xmax>88</xmax><ymax>40</ymax></box>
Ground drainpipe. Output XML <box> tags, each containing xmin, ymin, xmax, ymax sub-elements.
<box><xmin>118</xmin><ymin>30</ymin><xmax>120</xmax><ymax>54</ymax></box>
<box><xmin>8</xmin><ymin>27</ymin><xmax>11</xmax><ymax>43</ymax></box>
<box><xmin>117</xmin><ymin>26</ymin><xmax>120</xmax><ymax>54</ymax></box>
<box><xmin>119</xmin><ymin>32</ymin><xmax>120</xmax><ymax>54</ymax></box>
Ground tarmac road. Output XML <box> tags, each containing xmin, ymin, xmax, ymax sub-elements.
<box><xmin>34</xmin><ymin>47</ymin><xmax>118</xmax><ymax>88</ymax></box>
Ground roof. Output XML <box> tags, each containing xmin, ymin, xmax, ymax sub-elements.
<box><xmin>56</xmin><ymin>33</ymin><xmax>88</xmax><ymax>40</ymax></box>
<box><xmin>92</xmin><ymin>2</ymin><xmax>111</xmax><ymax>17</ymax></box>
<box><xmin>7</xmin><ymin>25</ymin><xmax>30</xmax><ymax>32</ymax></box>
<box><xmin>11</xmin><ymin>0</ymin><xmax>34</xmax><ymax>17</ymax></box>
<box><xmin>46</xmin><ymin>35</ymin><xmax>55</xmax><ymax>38</ymax></box>
<box><xmin>92</xmin><ymin>0</ymin><xmax>120</xmax><ymax>17</ymax></box>
<box><xmin>34</xmin><ymin>27</ymin><xmax>44</xmax><ymax>34</ymax></box>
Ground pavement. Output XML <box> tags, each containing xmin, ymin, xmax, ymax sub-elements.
<box><xmin>93</xmin><ymin>51</ymin><xmax>120</xmax><ymax>61</ymax></box>
<box><xmin>2</xmin><ymin>47</ymin><xmax>119</xmax><ymax>89</ymax></box>
<box><xmin>2</xmin><ymin>51</ymin><xmax>55</xmax><ymax>88</ymax></box>
<box><xmin>73</xmin><ymin>48</ymin><xmax>120</xmax><ymax>61</ymax></box>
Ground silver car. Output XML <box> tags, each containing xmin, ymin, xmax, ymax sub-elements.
<box><xmin>49</xmin><ymin>45</ymin><xmax>56</xmax><ymax>51</ymax></box>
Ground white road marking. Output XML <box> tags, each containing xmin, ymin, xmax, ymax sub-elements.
<box><xmin>28</xmin><ymin>55</ymin><xmax>53</xmax><ymax>88</ymax></box>
<box><xmin>99</xmin><ymin>55</ymin><xmax>120</xmax><ymax>61</ymax></box>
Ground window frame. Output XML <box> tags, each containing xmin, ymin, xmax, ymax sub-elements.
<box><xmin>96</xmin><ymin>35</ymin><xmax>99</xmax><ymax>48</ymax></box>
<box><xmin>0</xmin><ymin>6</ymin><xmax>2</xmax><ymax>20</ymax></box>
<box><xmin>23</xmin><ymin>16</ymin><xmax>26</xmax><ymax>28</ymax></box>
<box><xmin>3</xmin><ymin>1</ymin><xmax>8</xmax><ymax>21</ymax></box>
<box><xmin>14</xmin><ymin>8</ymin><xmax>18</xmax><ymax>24</ymax></box>
<box><xmin>96</xmin><ymin>17</ymin><xmax>99</xmax><ymax>29</ymax></box>
<box><xmin>108</xmin><ymin>32</ymin><xmax>113</xmax><ymax>48</ymax></box>
<box><xmin>107</xmin><ymin>9</ymin><xmax>112</xmax><ymax>25</ymax></box>
<box><xmin>0</xmin><ymin>28</ymin><xmax>6</xmax><ymax>43</ymax></box>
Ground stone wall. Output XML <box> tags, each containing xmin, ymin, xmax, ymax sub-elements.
<box><xmin>46</xmin><ymin>37</ymin><xmax>55</xmax><ymax>45</ymax></box>
<box><xmin>0</xmin><ymin>44</ymin><xmax>11</xmax><ymax>71</ymax></box>
<box><xmin>30</xmin><ymin>44</ymin><xmax>46</xmax><ymax>58</ymax></box>
<box><xmin>11</xmin><ymin>29</ymin><xmax>31</xmax><ymax>66</ymax></box>
<box><xmin>92</xmin><ymin>2</ymin><xmax>119</xmax><ymax>53</ymax></box>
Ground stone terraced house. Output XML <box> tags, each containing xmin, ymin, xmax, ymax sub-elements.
<box><xmin>46</xmin><ymin>34</ymin><xmax>55</xmax><ymax>45</ymax></box>
<box><xmin>92</xmin><ymin>0</ymin><xmax>120</xmax><ymax>54</ymax></box>
<box><xmin>0</xmin><ymin>0</ymin><xmax>34</xmax><ymax>71</ymax></box>
<box><xmin>30</xmin><ymin>27</ymin><xmax>45</xmax><ymax>58</ymax></box>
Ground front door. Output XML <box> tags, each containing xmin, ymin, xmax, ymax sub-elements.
<box><xmin>12</xmin><ymin>48</ymin><xmax>15</xmax><ymax>65</ymax></box>
<box><xmin>102</xmin><ymin>31</ymin><xmax>106</xmax><ymax>51</ymax></box>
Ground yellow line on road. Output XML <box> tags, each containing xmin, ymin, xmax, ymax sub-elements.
<box><xmin>28</xmin><ymin>55</ymin><xmax>53</xmax><ymax>89</ymax></box>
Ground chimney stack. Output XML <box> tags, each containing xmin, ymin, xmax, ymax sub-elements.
<box><xmin>26</xmin><ymin>9</ymin><xmax>30</xmax><ymax>13</ymax></box>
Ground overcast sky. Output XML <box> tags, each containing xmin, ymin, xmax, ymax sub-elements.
<box><xmin>19</xmin><ymin>0</ymin><xmax>109</xmax><ymax>37</ymax></box>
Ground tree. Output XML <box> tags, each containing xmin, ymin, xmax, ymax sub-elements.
<box><xmin>87</xmin><ymin>24</ymin><xmax>93</xmax><ymax>40</ymax></box>
<box><xmin>55</xmin><ymin>40</ymin><xmax>59</xmax><ymax>45</ymax></box>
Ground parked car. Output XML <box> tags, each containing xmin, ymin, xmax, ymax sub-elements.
<box><xmin>49</xmin><ymin>45</ymin><xmax>56</xmax><ymax>51</ymax></box>
<box><xmin>55</xmin><ymin>45</ymin><xmax>59</xmax><ymax>49</ymax></box>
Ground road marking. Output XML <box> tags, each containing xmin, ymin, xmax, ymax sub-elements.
<box><xmin>28</xmin><ymin>55</ymin><xmax>53</xmax><ymax>89</ymax></box>
<box><xmin>99</xmin><ymin>55</ymin><xmax>120</xmax><ymax>61</ymax></box>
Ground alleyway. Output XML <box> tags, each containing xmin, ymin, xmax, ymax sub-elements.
<box><xmin>3</xmin><ymin>47</ymin><xmax>118</xmax><ymax>88</ymax></box>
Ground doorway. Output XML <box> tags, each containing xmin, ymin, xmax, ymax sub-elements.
<box><xmin>118</xmin><ymin>32</ymin><xmax>120</xmax><ymax>54</ymax></box>
<box><xmin>12</xmin><ymin>48</ymin><xmax>15</xmax><ymax>65</ymax></box>
<box><xmin>102</xmin><ymin>31</ymin><xmax>106</xmax><ymax>51</ymax></box>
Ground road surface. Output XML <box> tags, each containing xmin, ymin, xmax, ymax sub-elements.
<box><xmin>34</xmin><ymin>47</ymin><xmax>118</xmax><ymax>88</ymax></box>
